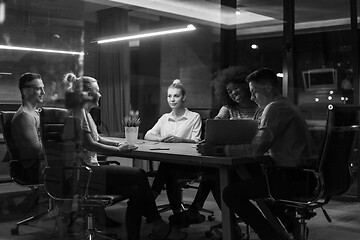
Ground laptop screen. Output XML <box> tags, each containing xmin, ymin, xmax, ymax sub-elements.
<box><xmin>204</xmin><ymin>119</ymin><xmax>258</xmax><ymax>145</ymax></box>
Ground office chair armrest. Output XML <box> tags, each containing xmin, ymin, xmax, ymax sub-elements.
<box><xmin>300</xmin><ymin>168</ymin><xmax>324</xmax><ymax>203</ymax></box>
<box><xmin>98</xmin><ymin>160</ymin><xmax>120</xmax><ymax>166</ymax></box>
<box><xmin>262</xmin><ymin>164</ymin><xmax>323</xmax><ymax>204</ymax></box>
<box><xmin>261</xmin><ymin>163</ymin><xmax>275</xmax><ymax>201</ymax></box>
<box><xmin>97</xmin><ymin>153</ymin><xmax>120</xmax><ymax>165</ymax></box>
<box><xmin>97</xmin><ymin>154</ymin><xmax>108</xmax><ymax>162</ymax></box>
<box><xmin>43</xmin><ymin>166</ymin><xmax>93</xmax><ymax>200</ymax></box>
<box><xmin>8</xmin><ymin>160</ymin><xmax>27</xmax><ymax>185</ymax></box>
<box><xmin>8</xmin><ymin>159</ymin><xmax>20</xmax><ymax>168</ymax></box>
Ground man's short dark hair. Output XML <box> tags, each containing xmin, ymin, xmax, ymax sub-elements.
<box><xmin>19</xmin><ymin>72</ymin><xmax>42</xmax><ymax>90</ymax></box>
<box><xmin>245</xmin><ymin>68</ymin><xmax>278</xmax><ymax>88</ymax></box>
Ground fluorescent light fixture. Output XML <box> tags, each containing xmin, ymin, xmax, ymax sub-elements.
<box><xmin>0</xmin><ymin>1</ymin><xmax>5</xmax><ymax>24</ymax></box>
<box><xmin>97</xmin><ymin>24</ymin><xmax>196</xmax><ymax>44</ymax></box>
<box><xmin>0</xmin><ymin>72</ymin><xmax>12</xmax><ymax>75</ymax></box>
<box><xmin>0</xmin><ymin>45</ymin><xmax>84</xmax><ymax>56</ymax></box>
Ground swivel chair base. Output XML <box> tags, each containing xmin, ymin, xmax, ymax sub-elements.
<box><xmin>204</xmin><ymin>221</ymin><xmax>250</xmax><ymax>240</ymax></box>
<box><xmin>11</xmin><ymin>195</ymin><xmax>53</xmax><ymax>235</ymax></box>
<box><xmin>85</xmin><ymin>214</ymin><xmax>121</xmax><ymax>240</ymax></box>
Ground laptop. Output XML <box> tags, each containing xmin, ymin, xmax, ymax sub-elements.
<box><xmin>204</xmin><ymin>119</ymin><xmax>258</xmax><ymax>145</ymax></box>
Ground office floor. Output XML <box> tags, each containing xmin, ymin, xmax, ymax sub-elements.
<box><xmin>1</xmin><ymin>187</ymin><xmax>360</xmax><ymax>240</ymax></box>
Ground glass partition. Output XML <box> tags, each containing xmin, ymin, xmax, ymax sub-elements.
<box><xmin>0</xmin><ymin>0</ymin><xmax>284</xmax><ymax>133</ymax></box>
<box><xmin>0</xmin><ymin>0</ymin><xmax>84</xmax><ymax>106</ymax></box>
<box><xmin>0</xmin><ymin>0</ymin><xmax>359</xmax><ymax>220</ymax></box>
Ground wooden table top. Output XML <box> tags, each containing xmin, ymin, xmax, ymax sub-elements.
<box><xmin>109</xmin><ymin>137</ymin><xmax>257</xmax><ymax>167</ymax></box>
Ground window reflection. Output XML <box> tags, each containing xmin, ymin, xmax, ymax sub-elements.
<box><xmin>0</xmin><ymin>0</ymin><xmax>359</xmax><ymax>200</ymax></box>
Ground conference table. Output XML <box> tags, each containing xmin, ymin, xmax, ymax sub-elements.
<box><xmin>109</xmin><ymin>137</ymin><xmax>261</xmax><ymax>240</ymax></box>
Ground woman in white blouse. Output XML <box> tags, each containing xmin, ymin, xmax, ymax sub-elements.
<box><xmin>145</xmin><ymin>79</ymin><xmax>203</xmax><ymax>223</ymax></box>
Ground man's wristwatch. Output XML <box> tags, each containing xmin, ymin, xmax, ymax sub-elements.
<box><xmin>214</xmin><ymin>145</ymin><xmax>230</xmax><ymax>156</ymax></box>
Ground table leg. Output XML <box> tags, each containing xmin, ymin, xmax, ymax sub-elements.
<box><xmin>219</xmin><ymin>167</ymin><xmax>234</xmax><ymax>240</ymax></box>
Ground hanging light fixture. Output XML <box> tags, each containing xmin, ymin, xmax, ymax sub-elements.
<box><xmin>0</xmin><ymin>44</ymin><xmax>84</xmax><ymax>56</ymax></box>
<box><xmin>97</xmin><ymin>24</ymin><xmax>196</xmax><ymax>44</ymax></box>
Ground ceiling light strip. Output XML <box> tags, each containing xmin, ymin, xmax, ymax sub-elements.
<box><xmin>0</xmin><ymin>45</ymin><xmax>84</xmax><ymax>56</ymax></box>
<box><xmin>97</xmin><ymin>24</ymin><xmax>196</xmax><ymax>44</ymax></box>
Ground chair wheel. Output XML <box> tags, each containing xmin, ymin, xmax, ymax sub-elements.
<box><xmin>11</xmin><ymin>228</ymin><xmax>19</xmax><ymax>235</ymax></box>
<box><xmin>205</xmin><ymin>230</ymin><xmax>213</xmax><ymax>237</ymax></box>
<box><xmin>207</xmin><ymin>215</ymin><xmax>215</xmax><ymax>221</ymax></box>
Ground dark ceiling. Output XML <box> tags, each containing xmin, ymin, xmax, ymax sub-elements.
<box><xmin>0</xmin><ymin>0</ymin><xmax>359</xmax><ymax>48</ymax></box>
<box><xmin>240</xmin><ymin>0</ymin><xmax>358</xmax><ymax>23</ymax></box>
<box><xmin>2</xmin><ymin>0</ymin><xmax>359</xmax><ymax>30</ymax></box>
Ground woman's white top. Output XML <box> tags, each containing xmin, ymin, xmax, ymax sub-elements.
<box><xmin>146</xmin><ymin>108</ymin><xmax>202</xmax><ymax>143</ymax></box>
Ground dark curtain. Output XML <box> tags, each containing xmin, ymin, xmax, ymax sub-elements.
<box><xmin>97</xmin><ymin>8</ymin><xmax>130</xmax><ymax>134</ymax></box>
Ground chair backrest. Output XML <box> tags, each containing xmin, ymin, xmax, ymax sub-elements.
<box><xmin>188</xmin><ymin>108</ymin><xmax>214</xmax><ymax>140</ymax></box>
<box><xmin>319</xmin><ymin>104</ymin><xmax>360</xmax><ymax>198</ymax></box>
<box><xmin>0</xmin><ymin>111</ymin><xmax>18</xmax><ymax>160</ymax></box>
<box><xmin>39</xmin><ymin>107</ymin><xmax>70</xmax><ymax>167</ymax></box>
<box><xmin>40</xmin><ymin>107</ymin><xmax>89</xmax><ymax>200</ymax></box>
<box><xmin>0</xmin><ymin>111</ymin><xmax>28</xmax><ymax>184</ymax></box>
<box><xmin>40</xmin><ymin>107</ymin><xmax>69</xmax><ymax>142</ymax></box>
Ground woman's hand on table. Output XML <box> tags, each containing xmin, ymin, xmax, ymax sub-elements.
<box><xmin>161</xmin><ymin>134</ymin><xmax>181</xmax><ymax>143</ymax></box>
<box><xmin>118</xmin><ymin>142</ymin><xmax>138</xmax><ymax>152</ymax></box>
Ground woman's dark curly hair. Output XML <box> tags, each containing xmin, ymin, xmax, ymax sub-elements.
<box><xmin>211</xmin><ymin>66</ymin><xmax>251</xmax><ymax>107</ymax></box>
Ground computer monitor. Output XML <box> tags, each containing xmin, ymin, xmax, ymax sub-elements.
<box><xmin>302</xmin><ymin>68</ymin><xmax>337</xmax><ymax>91</ymax></box>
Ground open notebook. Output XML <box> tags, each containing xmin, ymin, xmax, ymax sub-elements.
<box><xmin>204</xmin><ymin>119</ymin><xmax>258</xmax><ymax>145</ymax></box>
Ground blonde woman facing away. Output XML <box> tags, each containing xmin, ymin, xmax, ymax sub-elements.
<box><xmin>63</xmin><ymin>73</ymin><xmax>187</xmax><ymax>240</ymax></box>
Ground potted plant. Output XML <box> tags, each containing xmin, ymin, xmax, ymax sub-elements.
<box><xmin>122</xmin><ymin>110</ymin><xmax>140</xmax><ymax>144</ymax></box>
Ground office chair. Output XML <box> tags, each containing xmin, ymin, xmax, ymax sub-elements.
<box><xmin>0</xmin><ymin>110</ymin><xmax>53</xmax><ymax>235</ymax></box>
<box><xmin>40</xmin><ymin>107</ymin><xmax>112</xmax><ymax>166</ymax></box>
<box><xmin>263</xmin><ymin>104</ymin><xmax>359</xmax><ymax>240</ymax></box>
<box><xmin>149</xmin><ymin>167</ymin><xmax>215</xmax><ymax>220</ymax></box>
<box><xmin>43</xmin><ymin>165</ymin><xmax>125</xmax><ymax>240</ymax></box>
<box><xmin>40</xmin><ymin>107</ymin><xmax>126</xmax><ymax>240</ymax></box>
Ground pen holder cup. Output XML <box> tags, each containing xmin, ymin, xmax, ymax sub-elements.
<box><xmin>125</xmin><ymin>126</ymin><xmax>139</xmax><ymax>144</ymax></box>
